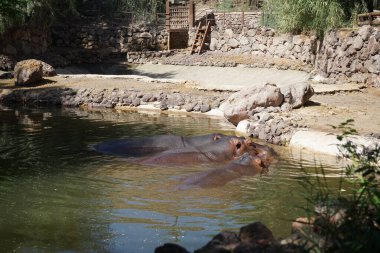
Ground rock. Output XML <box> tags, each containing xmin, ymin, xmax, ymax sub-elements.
<box><xmin>41</xmin><ymin>61</ymin><xmax>57</xmax><ymax>77</ymax></box>
<box><xmin>368</xmin><ymin>36</ymin><xmax>380</xmax><ymax>55</ymax></box>
<box><xmin>167</xmin><ymin>93</ymin><xmax>185</xmax><ymax>106</ymax></box>
<box><xmin>280</xmin><ymin>82</ymin><xmax>314</xmax><ymax>109</ymax></box>
<box><xmin>200</xmin><ymin>103</ymin><xmax>211</xmax><ymax>113</ymax></box>
<box><xmin>228</xmin><ymin>38</ymin><xmax>239</xmax><ymax>48</ymax></box>
<box><xmin>257</xmin><ymin>111</ymin><xmax>272</xmax><ymax>124</ymax></box>
<box><xmin>236</xmin><ymin>120</ymin><xmax>251</xmax><ymax>134</ymax></box>
<box><xmin>193</xmin><ymin>103</ymin><xmax>201</xmax><ymax>111</ymax></box>
<box><xmin>368</xmin><ymin>76</ymin><xmax>380</xmax><ymax>88</ymax></box>
<box><xmin>353</xmin><ymin>37</ymin><xmax>364</xmax><ymax>50</ymax></box>
<box><xmin>364</xmin><ymin>56</ymin><xmax>380</xmax><ymax>74</ymax></box>
<box><xmin>139</xmin><ymin>32</ymin><xmax>152</xmax><ymax>39</ymax></box>
<box><xmin>132</xmin><ymin>98</ymin><xmax>141</xmax><ymax>106</ymax></box>
<box><xmin>293</xmin><ymin>35</ymin><xmax>304</xmax><ymax>45</ymax></box>
<box><xmin>220</xmin><ymin>83</ymin><xmax>284</xmax><ymax>125</ymax></box>
<box><xmin>210</xmin><ymin>38</ymin><xmax>218</xmax><ymax>51</ymax></box>
<box><xmin>14</xmin><ymin>59</ymin><xmax>43</xmax><ymax>85</ymax></box>
<box><xmin>194</xmin><ymin>231</ymin><xmax>240</xmax><ymax>253</ymax></box>
<box><xmin>239</xmin><ymin>222</ymin><xmax>275</xmax><ymax>244</ymax></box>
<box><xmin>155</xmin><ymin>243</ymin><xmax>190</xmax><ymax>253</ymax></box>
<box><xmin>224</xmin><ymin>29</ymin><xmax>234</xmax><ymax>38</ymax></box>
<box><xmin>160</xmin><ymin>100</ymin><xmax>168</xmax><ymax>110</ymax></box>
<box><xmin>142</xmin><ymin>93</ymin><xmax>153</xmax><ymax>102</ymax></box>
<box><xmin>184</xmin><ymin>102</ymin><xmax>196</xmax><ymax>112</ymax></box>
<box><xmin>240</xmin><ymin>36</ymin><xmax>249</xmax><ymax>46</ymax></box>
<box><xmin>0</xmin><ymin>54</ymin><xmax>15</xmax><ymax>71</ymax></box>
<box><xmin>358</xmin><ymin>25</ymin><xmax>372</xmax><ymax>41</ymax></box>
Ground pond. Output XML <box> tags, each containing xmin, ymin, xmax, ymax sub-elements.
<box><xmin>0</xmin><ymin>106</ymin><xmax>343</xmax><ymax>253</ymax></box>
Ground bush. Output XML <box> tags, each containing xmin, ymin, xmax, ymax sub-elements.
<box><xmin>300</xmin><ymin>120</ymin><xmax>380</xmax><ymax>253</ymax></box>
<box><xmin>262</xmin><ymin>0</ymin><xmax>369</xmax><ymax>38</ymax></box>
<box><xmin>0</xmin><ymin>0</ymin><xmax>78</xmax><ymax>34</ymax></box>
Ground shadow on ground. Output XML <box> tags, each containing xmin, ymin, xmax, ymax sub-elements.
<box><xmin>56</xmin><ymin>63</ymin><xmax>177</xmax><ymax>79</ymax></box>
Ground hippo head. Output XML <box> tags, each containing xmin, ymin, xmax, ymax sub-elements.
<box><xmin>245</xmin><ymin>141</ymin><xmax>277</xmax><ymax>168</ymax></box>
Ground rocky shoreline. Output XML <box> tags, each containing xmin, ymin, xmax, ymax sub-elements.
<box><xmin>0</xmin><ymin>74</ymin><xmax>314</xmax><ymax>147</ymax></box>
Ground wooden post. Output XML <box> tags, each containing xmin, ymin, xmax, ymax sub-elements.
<box><xmin>189</xmin><ymin>0</ymin><xmax>195</xmax><ymax>28</ymax></box>
<box><xmin>242</xmin><ymin>11</ymin><xmax>245</xmax><ymax>29</ymax></box>
<box><xmin>166</xmin><ymin>0</ymin><xmax>170</xmax><ymax>31</ymax></box>
<box><xmin>166</xmin><ymin>0</ymin><xmax>171</xmax><ymax>49</ymax></box>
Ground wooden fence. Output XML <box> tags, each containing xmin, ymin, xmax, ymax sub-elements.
<box><xmin>166</xmin><ymin>0</ymin><xmax>194</xmax><ymax>31</ymax></box>
<box><xmin>358</xmin><ymin>12</ymin><xmax>380</xmax><ymax>26</ymax></box>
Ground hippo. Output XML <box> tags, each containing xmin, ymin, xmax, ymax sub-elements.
<box><xmin>93</xmin><ymin>133</ymin><xmax>225</xmax><ymax>157</ymax></box>
<box><xmin>246</xmin><ymin>141</ymin><xmax>277</xmax><ymax>168</ymax></box>
<box><xmin>176</xmin><ymin>153</ymin><xmax>268</xmax><ymax>190</ymax></box>
<box><xmin>140</xmin><ymin>136</ymin><xmax>250</xmax><ymax>166</ymax></box>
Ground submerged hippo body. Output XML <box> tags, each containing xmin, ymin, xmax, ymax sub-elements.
<box><xmin>93</xmin><ymin>133</ymin><xmax>224</xmax><ymax>157</ymax></box>
<box><xmin>177</xmin><ymin>153</ymin><xmax>268</xmax><ymax>190</ymax></box>
<box><xmin>140</xmin><ymin>136</ymin><xmax>249</xmax><ymax>166</ymax></box>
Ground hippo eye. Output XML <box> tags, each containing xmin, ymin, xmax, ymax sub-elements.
<box><xmin>236</xmin><ymin>142</ymin><xmax>241</xmax><ymax>149</ymax></box>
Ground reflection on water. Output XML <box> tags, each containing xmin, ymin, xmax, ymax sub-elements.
<box><xmin>0</xmin><ymin>106</ymin><xmax>344</xmax><ymax>253</ymax></box>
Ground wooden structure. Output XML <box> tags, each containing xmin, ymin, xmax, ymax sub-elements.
<box><xmin>190</xmin><ymin>21</ymin><xmax>211</xmax><ymax>54</ymax></box>
<box><xmin>358</xmin><ymin>12</ymin><xmax>380</xmax><ymax>26</ymax></box>
<box><xmin>166</xmin><ymin>0</ymin><xmax>195</xmax><ymax>50</ymax></box>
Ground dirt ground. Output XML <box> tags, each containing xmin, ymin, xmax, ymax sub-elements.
<box><xmin>290</xmin><ymin>88</ymin><xmax>380</xmax><ymax>136</ymax></box>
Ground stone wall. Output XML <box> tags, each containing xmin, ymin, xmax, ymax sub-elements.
<box><xmin>0</xmin><ymin>19</ymin><xmax>169</xmax><ymax>68</ymax></box>
<box><xmin>314</xmin><ymin>26</ymin><xmax>380</xmax><ymax>87</ymax></box>
<box><xmin>51</xmin><ymin>19</ymin><xmax>168</xmax><ymax>64</ymax></box>
<box><xmin>127</xmin><ymin>50</ymin><xmax>174</xmax><ymax>64</ymax></box>
<box><xmin>190</xmin><ymin>12</ymin><xmax>318</xmax><ymax>65</ymax></box>
<box><xmin>0</xmin><ymin>26</ymin><xmax>51</xmax><ymax>56</ymax></box>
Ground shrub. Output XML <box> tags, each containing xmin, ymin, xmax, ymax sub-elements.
<box><xmin>262</xmin><ymin>0</ymin><xmax>369</xmax><ymax>38</ymax></box>
<box><xmin>300</xmin><ymin>120</ymin><xmax>380</xmax><ymax>253</ymax></box>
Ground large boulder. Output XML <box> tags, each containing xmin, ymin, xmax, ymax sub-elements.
<box><xmin>41</xmin><ymin>61</ymin><xmax>57</xmax><ymax>77</ymax></box>
<box><xmin>14</xmin><ymin>59</ymin><xmax>43</xmax><ymax>85</ymax></box>
<box><xmin>220</xmin><ymin>83</ymin><xmax>284</xmax><ymax>125</ymax></box>
<box><xmin>280</xmin><ymin>82</ymin><xmax>314</xmax><ymax>109</ymax></box>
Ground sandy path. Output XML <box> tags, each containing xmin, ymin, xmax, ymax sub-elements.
<box><xmin>130</xmin><ymin>64</ymin><xmax>310</xmax><ymax>90</ymax></box>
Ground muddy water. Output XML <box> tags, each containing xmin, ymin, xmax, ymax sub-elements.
<box><xmin>0</xmin><ymin>106</ymin><xmax>343</xmax><ymax>253</ymax></box>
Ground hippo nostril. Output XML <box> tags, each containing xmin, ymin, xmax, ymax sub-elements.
<box><xmin>236</xmin><ymin>142</ymin><xmax>241</xmax><ymax>149</ymax></box>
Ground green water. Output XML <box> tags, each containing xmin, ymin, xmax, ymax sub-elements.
<box><xmin>0</xmin><ymin>106</ymin><xmax>343</xmax><ymax>253</ymax></box>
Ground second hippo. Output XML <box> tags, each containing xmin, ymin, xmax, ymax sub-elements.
<box><xmin>140</xmin><ymin>136</ymin><xmax>250</xmax><ymax>166</ymax></box>
<box><xmin>177</xmin><ymin>153</ymin><xmax>268</xmax><ymax>190</ymax></box>
<box><xmin>93</xmin><ymin>133</ymin><xmax>225</xmax><ymax>157</ymax></box>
